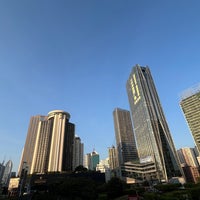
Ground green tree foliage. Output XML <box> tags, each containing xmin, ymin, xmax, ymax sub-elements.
<box><xmin>154</xmin><ymin>183</ymin><xmax>182</xmax><ymax>193</ymax></box>
<box><xmin>106</xmin><ymin>177</ymin><xmax>126</xmax><ymax>199</ymax></box>
<box><xmin>55</xmin><ymin>177</ymin><xmax>97</xmax><ymax>200</ymax></box>
<box><xmin>74</xmin><ymin>165</ymin><xmax>88</xmax><ymax>173</ymax></box>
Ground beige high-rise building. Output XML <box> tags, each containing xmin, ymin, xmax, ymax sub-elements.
<box><xmin>180</xmin><ymin>84</ymin><xmax>200</xmax><ymax>153</ymax></box>
<box><xmin>177</xmin><ymin>147</ymin><xmax>199</xmax><ymax>167</ymax></box>
<box><xmin>18</xmin><ymin>115</ymin><xmax>43</xmax><ymax>175</ymax></box>
<box><xmin>108</xmin><ymin>146</ymin><xmax>118</xmax><ymax>170</ymax></box>
<box><xmin>18</xmin><ymin>110</ymin><xmax>75</xmax><ymax>175</ymax></box>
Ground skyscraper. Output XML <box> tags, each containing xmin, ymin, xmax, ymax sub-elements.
<box><xmin>126</xmin><ymin>65</ymin><xmax>182</xmax><ymax>181</ymax></box>
<box><xmin>73</xmin><ymin>136</ymin><xmax>84</xmax><ymax>170</ymax></box>
<box><xmin>18</xmin><ymin>115</ymin><xmax>42</xmax><ymax>175</ymax></box>
<box><xmin>108</xmin><ymin>146</ymin><xmax>118</xmax><ymax>170</ymax></box>
<box><xmin>1</xmin><ymin>160</ymin><xmax>13</xmax><ymax>187</ymax></box>
<box><xmin>113</xmin><ymin>108</ymin><xmax>138</xmax><ymax>166</ymax></box>
<box><xmin>180</xmin><ymin>85</ymin><xmax>200</xmax><ymax>153</ymax></box>
<box><xmin>18</xmin><ymin>110</ymin><xmax>75</xmax><ymax>175</ymax></box>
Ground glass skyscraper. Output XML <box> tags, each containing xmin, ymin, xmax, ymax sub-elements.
<box><xmin>126</xmin><ymin>65</ymin><xmax>182</xmax><ymax>181</ymax></box>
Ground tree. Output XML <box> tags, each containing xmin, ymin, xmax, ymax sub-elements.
<box><xmin>106</xmin><ymin>177</ymin><xmax>126</xmax><ymax>199</ymax></box>
<box><xmin>74</xmin><ymin>165</ymin><xmax>88</xmax><ymax>173</ymax></box>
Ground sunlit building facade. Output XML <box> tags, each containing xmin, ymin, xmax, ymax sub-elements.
<box><xmin>126</xmin><ymin>65</ymin><xmax>182</xmax><ymax>182</ymax></box>
<box><xmin>177</xmin><ymin>147</ymin><xmax>199</xmax><ymax>167</ymax></box>
<box><xmin>108</xmin><ymin>146</ymin><xmax>118</xmax><ymax>170</ymax></box>
<box><xmin>180</xmin><ymin>85</ymin><xmax>200</xmax><ymax>153</ymax></box>
<box><xmin>18</xmin><ymin>115</ymin><xmax>42</xmax><ymax>175</ymax></box>
<box><xmin>113</xmin><ymin>108</ymin><xmax>138</xmax><ymax>166</ymax></box>
<box><xmin>19</xmin><ymin>110</ymin><xmax>75</xmax><ymax>175</ymax></box>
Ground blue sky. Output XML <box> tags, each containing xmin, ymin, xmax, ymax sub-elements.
<box><xmin>0</xmin><ymin>0</ymin><xmax>200</xmax><ymax>172</ymax></box>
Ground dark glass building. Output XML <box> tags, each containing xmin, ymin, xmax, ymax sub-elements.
<box><xmin>126</xmin><ymin>65</ymin><xmax>182</xmax><ymax>182</ymax></box>
<box><xmin>113</xmin><ymin>108</ymin><xmax>138</xmax><ymax>166</ymax></box>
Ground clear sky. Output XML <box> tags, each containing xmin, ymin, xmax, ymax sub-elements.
<box><xmin>0</xmin><ymin>0</ymin><xmax>200</xmax><ymax>172</ymax></box>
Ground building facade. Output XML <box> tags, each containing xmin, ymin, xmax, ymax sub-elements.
<box><xmin>177</xmin><ymin>147</ymin><xmax>200</xmax><ymax>183</ymax></box>
<box><xmin>90</xmin><ymin>151</ymin><xmax>100</xmax><ymax>171</ymax></box>
<box><xmin>113</xmin><ymin>108</ymin><xmax>138</xmax><ymax>166</ymax></box>
<box><xmin>108</xmin><ymin>146</ymin><xmax>118</xmax><ymax>170</ymax></box>
<box><xmin>177</xmin><ymin>147</ymin><xmax>199</xmax><ymax>167</ymax></box>
<box><xmin>1</xmin><ymin>160</ymin><xmax>13</xmax><ymax>187</ymax></box>
<box><xmin>126</xmin><ymin>65</ymin><xmax>182</xmax><ymax>182</ymax></box>
<box><xmin>18</xmin><ymin>110</ymin><xmax>75</xmax><ymax>175</ymax></box>
<box><xmin>180</xmin><ymin>85</ymin><xmax>200</xmax><ymax>153</ymax></box>
<box><xmin>73</xmin><ymin>136</ymin><xmax>84</xmax><ymax>170</ymax></box>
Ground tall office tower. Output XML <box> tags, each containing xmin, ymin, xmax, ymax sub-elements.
<box><xmin>177</xmin><ymin>147</ymin><xmax>199</xmax><ymax>167</ymax></box>
<box><xmin>113</xmin><ymin>108</ymin><xmax>138</xmax><ymax>166</ymax></box>
<box><xmin>126</xmin><ymin>65</ymin><xmax>182</xmax><ymax>181</ymax></box>
<box><xmin>73</xmin><ymin>136</ymin><xmax>84</xmax><ymax>170</ymax></box>
<box><xmin>19</xmin><ymin>110</ymin><xmax>75</xmax><ymax>175</ymax></box>
<box><xmin>18</xmin><ymin>116</ymin><xmax>43</xmax><ymax>175</ymax></box>
<box><xmin>180</xmin><ymin>85</ymin><xmax>200</xmax><ymax>153</ymax></box>
<box><xmin>108</xmin><ymin>146</ymin><xmax>118</xmax><ymax>170</ymax></box>
<box><xmin>1</xmin><ymin>160</ymin><xmax>13</xmax><ymax>187</ymax></box>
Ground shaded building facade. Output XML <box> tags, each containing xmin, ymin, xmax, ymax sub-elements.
<box><xmin>73</xmin><ymin>136</ymin><xmax>84</xmax><ymax>170</ymax></box>
<box><xmin>113</xmin><ymin>108</ymin><xmax>138</xmax><ymax>166</ymax></box>
<box><xmin>126</xmin><ymin>65</ymin><xmax>182</xmax><ymax>182</ymax></box>
<box><xmin>19</xmin><ymin>110</ymin><xmax>75</xmax><ymax>175</ymax></box>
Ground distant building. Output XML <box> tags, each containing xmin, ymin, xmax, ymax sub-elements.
<box><xmin>126</xmin><ymin>65</ymin><xmax>183</xmax><ymax>182</ymax></box>
<box><xmin>84</xmin><ymin>153</ymin><xmax>91</xmax><ymax>169</ymax></box>
<box><xmin>90</xmin><ymin>151</ymin><xmax>100</xmax><ymax>171</ymax></box>
<box><xmin>73</xmin><ymin>136</ymin><xmax>84</xmax><ymax>170</ymax></box>
<box><xmin>180</xmin><ymin>84</ymin><xmax>200</xmax><ymax>153</ymax></box>
<box><xmin>0</xmin><ymin>162</ymin><xmax>5</xmax><ymax>184</ymax></box>
<box><xmin>1</xmin><ymin>160</ymin><xmax>13</xmax><ymax>187</ymax></box>
<box><xmin>18</xmin><ymin>110</ymin><xmax>75</xmax><ymax>175</ymax></box>
<box><xmin>84</xmin><ymin>151</ymin><xmax>100</xmax><ymax>171</ymax></box>
<box><xmin>96</xmin><ymin>158</ymin><xmax>109</xmax><ymax>173</ymax></box>
<box><xmin>177</xmin><ymin>147</ymin><xmax>199</xmax><ymax>167</ymax></box>
<box><xmin>177</xmin><ymin>147</ymin><xmax>200</xmax><ymax>183</ymax></box>
<box><xmin>108</xmin><ymin>146</ymin><xmax>118</xmax><ymax>170</ymax></box>
<box><xmin>113</xmin><ymin>108</ymin><xmax>138</xmax><ymax>166</ymax></box>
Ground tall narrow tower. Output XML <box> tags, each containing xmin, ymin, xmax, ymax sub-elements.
<box><xmin>113</xmin><ymin>108</ymin><xmax>138</xmax><ymax>166</ymax></box>
<box><xmin>180</xmin><ymin>85</ymin><xmax>200</xmax><ymax>153</ymax></box>
<box><xmin>126</xmin><ymin>65</ymin><xmax>182</xmax><ymax>181</ymax></box>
